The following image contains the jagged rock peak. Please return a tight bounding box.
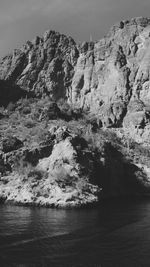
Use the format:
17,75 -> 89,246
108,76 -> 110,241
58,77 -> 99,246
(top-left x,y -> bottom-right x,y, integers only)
1,17 -> 150,132
0,28 -> 79,100
108,17 -> 150,34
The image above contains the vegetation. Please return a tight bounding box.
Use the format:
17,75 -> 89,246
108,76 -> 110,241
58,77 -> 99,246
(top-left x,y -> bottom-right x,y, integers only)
1,94 -> 150,182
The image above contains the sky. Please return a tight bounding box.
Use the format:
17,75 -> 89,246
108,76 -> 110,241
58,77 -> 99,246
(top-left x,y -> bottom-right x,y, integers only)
0,0 -> 150,57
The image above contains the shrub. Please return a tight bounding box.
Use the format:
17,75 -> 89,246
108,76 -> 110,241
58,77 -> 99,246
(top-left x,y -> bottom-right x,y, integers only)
39,102 -> 60,121
28,169 -> 45,181
14,158 -> 46,184
0,113 -> 5,120
7,102 -> 16,112
0,156 -> 11,175
17,97 -> 34,108
72,108 -> 82,120
2,136 -> 23,153
57,100 -> 82,121
54,166 -> 77,187
22,106 -> 31,115
76,178 -> 89,192
24,119 -> 36,128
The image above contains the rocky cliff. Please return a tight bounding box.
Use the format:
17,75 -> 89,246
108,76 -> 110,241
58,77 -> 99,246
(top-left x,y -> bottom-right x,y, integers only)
1,17 -> 150,133
1,17 -> 150,207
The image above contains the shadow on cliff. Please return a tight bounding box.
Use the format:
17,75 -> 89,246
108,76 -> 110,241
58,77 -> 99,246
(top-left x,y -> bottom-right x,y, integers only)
92,143 -> 150,198
0,80 -> 34,107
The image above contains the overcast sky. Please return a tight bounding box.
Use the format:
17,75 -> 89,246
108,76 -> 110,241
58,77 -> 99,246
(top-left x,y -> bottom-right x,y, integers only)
0,0 -> 150,57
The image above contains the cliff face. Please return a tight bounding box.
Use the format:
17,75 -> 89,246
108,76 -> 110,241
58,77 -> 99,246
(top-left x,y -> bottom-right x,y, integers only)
1,17 -> 150,134
0,31 -> 78,101
1,17 -> 150,207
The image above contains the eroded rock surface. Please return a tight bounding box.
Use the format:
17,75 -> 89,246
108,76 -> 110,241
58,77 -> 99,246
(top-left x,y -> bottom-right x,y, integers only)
1,18 -> 150,207
2,17 -> 150,134
0,127 -> 101,208
0,31 -> 78,103
1,125 -> 150,207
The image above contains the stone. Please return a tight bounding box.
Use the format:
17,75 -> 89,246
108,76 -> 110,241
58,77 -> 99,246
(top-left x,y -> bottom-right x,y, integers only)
1,18 -> 150,207
2,17 -> 150,132
0,127 -> 101,208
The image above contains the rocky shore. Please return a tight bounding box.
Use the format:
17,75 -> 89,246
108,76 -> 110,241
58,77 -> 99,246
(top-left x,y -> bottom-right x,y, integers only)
0,126 -> 101,208
1,122 -> 150,208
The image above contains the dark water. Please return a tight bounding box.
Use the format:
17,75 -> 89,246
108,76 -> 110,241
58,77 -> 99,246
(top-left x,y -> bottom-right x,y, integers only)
0,199 -> 150,267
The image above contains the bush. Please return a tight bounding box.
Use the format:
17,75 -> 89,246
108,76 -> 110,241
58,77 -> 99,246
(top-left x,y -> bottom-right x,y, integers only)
28,169 -> 44,180
14,159 -> 46,182
54,166 -> 77,187
7,102 -> 16,112
0,156 -> 11,175
24,119 -> 36,128
76,178 -> 89,192
22,106 -> 31,115
17,97 -> 34,108
2,136 -> 23,153
57,100 -> 82,121
39,102 -> 60,121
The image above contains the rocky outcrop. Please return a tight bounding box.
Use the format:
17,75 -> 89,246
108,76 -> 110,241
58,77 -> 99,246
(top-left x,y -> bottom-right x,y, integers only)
2,17 -> 150,134
71,18 -> 150,130
2,17 -> 150,207
1,125 -> 150,207
0,127 -> 101,208
0,31 -> 78,101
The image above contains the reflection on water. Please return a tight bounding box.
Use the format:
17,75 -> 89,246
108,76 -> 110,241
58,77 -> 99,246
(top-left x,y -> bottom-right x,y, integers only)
0,198 -> 150,266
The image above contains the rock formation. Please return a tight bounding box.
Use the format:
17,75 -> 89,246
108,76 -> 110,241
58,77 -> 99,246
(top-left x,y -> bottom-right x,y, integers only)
1,17 -> 150,207
2,17 -> 150,133
0,127 -> 101,207
1,124 -> 149,207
